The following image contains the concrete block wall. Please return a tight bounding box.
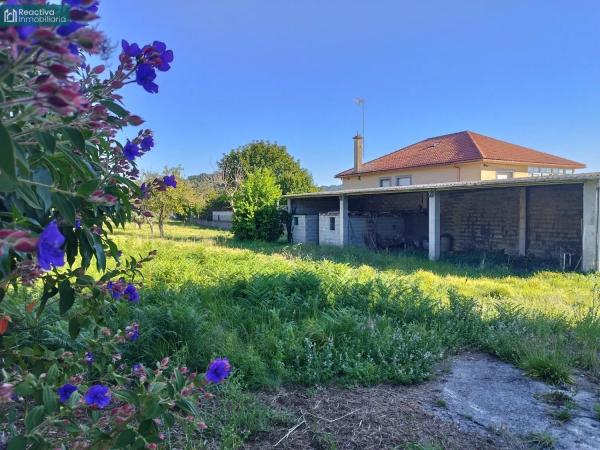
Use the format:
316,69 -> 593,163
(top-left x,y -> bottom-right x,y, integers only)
291,215 -> 319,244
319,213 -> 341,246
526,184 -> 582,259
441,188 -> 521,254
349,216 -> 368,247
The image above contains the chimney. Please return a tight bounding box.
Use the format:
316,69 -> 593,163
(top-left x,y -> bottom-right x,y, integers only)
353,134 -> 363,172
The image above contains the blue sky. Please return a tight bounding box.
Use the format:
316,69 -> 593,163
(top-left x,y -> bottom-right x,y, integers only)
97,0 -> 600,185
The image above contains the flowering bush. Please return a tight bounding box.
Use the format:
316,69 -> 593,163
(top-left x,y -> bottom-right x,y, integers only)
0,1 -> 229,448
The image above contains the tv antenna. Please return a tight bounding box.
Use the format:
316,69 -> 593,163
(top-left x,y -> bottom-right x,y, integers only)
353,97 -> 365,139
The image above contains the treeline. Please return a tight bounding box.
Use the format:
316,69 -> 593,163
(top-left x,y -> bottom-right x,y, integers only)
138,141 -> 317,239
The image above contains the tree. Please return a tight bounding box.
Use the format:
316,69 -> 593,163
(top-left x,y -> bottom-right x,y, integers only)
232,169 -> 283,241
218,141 -> 317,195
143,168 -> 198,237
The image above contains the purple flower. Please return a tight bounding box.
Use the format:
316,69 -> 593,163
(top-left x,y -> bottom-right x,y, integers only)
123,141 -> 141,161
57,383 -> 78,403
84,351 -> 94,365
151,41 -> 174,72
84,384 -> 111,409
124,284 -> 139,303
132,363 -> 145,377
140,182 -> 150,199
140,136 -> 154,150
163,175 -> 177,188
17,26 -> 36,40
65,0 -> 99,11
135,64 -> 158,94
125,322 -> 139,342
121,39 -> 142,58
68,43 -> 80,56
75,218 -> 81,230
57,22 -> 87,37
107,281 -> 123,299
205,358 -> 231,384
37,221 -> 65,270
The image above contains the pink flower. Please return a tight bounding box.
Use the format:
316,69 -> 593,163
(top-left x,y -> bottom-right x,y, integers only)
0,383 -> 14,404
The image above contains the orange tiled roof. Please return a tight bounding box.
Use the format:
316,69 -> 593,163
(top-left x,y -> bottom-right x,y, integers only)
335,131 -> 586,178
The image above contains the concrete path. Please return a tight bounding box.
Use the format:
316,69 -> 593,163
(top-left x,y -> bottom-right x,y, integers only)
434,353 -> 600,449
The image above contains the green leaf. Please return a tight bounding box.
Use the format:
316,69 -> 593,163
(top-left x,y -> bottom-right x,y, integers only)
62,127 -> 85,151
58,279 -> 75,315
51,193 -> 76,224
76,179 -> 99,197
25,405 -> 45,431
113,428 -> 137,448
7,436 -> 26,450
68,317 -> 81,339
142,397 -> 164,420
0,120 -> 16,181
35,131 -> 56,153
100,100 -> 129,118
113,389 -> 140,407
17,184 -> 42,210
42,385 -> 58,413
93,236 -> 106,271
138,419 -> 158,438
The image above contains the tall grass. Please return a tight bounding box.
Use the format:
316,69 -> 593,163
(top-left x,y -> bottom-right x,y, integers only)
105,223 -> 598,389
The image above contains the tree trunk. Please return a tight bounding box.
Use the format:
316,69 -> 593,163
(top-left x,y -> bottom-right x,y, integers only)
136,222 -> 142,230
149,222 -> 154,237
158,220 -> 164,238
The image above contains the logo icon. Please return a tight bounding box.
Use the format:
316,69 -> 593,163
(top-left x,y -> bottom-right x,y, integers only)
3,9 -> 18,23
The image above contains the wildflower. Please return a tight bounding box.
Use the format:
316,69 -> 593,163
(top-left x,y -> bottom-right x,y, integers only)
72,28 -> 105,54
205,358 -> 231,384
57,21 -> 86,37
84,351 -> 94,365
146,41 -> 174,72
132,363 -> 145,377
123,141 -> 141,161
84,384 -> 111,408
163,175 -> 177,188
125,323 -> 139,342
36,221 -> 65,270
124,284 -> 139,302
197,421 -> 207,430
160,357 -> 170,368
112,353 -> 122,363
135,63 -> 158,93
121,39 -> 142,58
75,218 -> 81,230
0,383 -> 14,404
107,281 -> 124,299
57,383 -> 78,403
140,136 -> 154,150
140,182 -> 150,198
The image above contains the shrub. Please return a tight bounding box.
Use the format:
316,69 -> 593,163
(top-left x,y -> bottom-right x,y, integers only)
231,169 -> 283,241
0,5 -> 229,448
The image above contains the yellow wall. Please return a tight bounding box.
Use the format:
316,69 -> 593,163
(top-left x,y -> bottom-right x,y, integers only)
341,162 -> 483,188
341,162 -> 575,187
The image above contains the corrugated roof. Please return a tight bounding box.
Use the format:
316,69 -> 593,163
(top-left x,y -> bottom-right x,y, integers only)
285,172 -> 600,199
335,131 -> 586,178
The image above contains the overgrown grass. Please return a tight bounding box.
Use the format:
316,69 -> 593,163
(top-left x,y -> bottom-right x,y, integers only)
105,223 -> 598,390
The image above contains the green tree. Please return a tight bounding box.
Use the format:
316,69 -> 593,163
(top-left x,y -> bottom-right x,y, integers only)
143,168 -> 198,237
232,169 -> 283,241
218,141 -> 317,195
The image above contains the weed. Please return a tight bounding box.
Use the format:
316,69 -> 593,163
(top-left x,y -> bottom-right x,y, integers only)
434,398 -> 447,408
525,431 -> 556,449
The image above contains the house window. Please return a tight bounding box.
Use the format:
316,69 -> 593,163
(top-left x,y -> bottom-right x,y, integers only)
496,170 -> 513,180
379,177 -> 392,187
293,217 -> 299,226
396,175 -> 412,186
329,217 -> 336,231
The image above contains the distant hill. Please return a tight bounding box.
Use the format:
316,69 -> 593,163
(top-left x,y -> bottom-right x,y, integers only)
318,184 -> 343,192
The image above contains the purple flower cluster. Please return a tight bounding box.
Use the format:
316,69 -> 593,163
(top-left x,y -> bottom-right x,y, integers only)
122,130 -> 155,162
84,351 -> 94,365
106,280 -> 140,303
37,221 -> 65,271
205,358 -> 232,384
120,40 -> 174,93
163,175 -> 177,188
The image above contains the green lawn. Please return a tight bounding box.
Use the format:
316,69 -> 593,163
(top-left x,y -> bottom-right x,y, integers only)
106,222 -> 598,445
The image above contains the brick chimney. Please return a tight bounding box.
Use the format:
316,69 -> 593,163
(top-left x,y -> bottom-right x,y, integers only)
353,134 -> 363,172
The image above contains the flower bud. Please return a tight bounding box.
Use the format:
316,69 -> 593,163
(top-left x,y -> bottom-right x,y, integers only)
13,237 -> 39,253
92,64 -> 105,74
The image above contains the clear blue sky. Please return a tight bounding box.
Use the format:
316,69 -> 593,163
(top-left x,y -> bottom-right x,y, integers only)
97,0 -> 600,185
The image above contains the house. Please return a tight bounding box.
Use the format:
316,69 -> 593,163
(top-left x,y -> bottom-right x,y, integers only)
286,132 -> 600,272
337,131 -> 585,188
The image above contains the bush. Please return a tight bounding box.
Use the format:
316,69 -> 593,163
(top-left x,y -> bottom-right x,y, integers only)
232,169 -> 283,241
